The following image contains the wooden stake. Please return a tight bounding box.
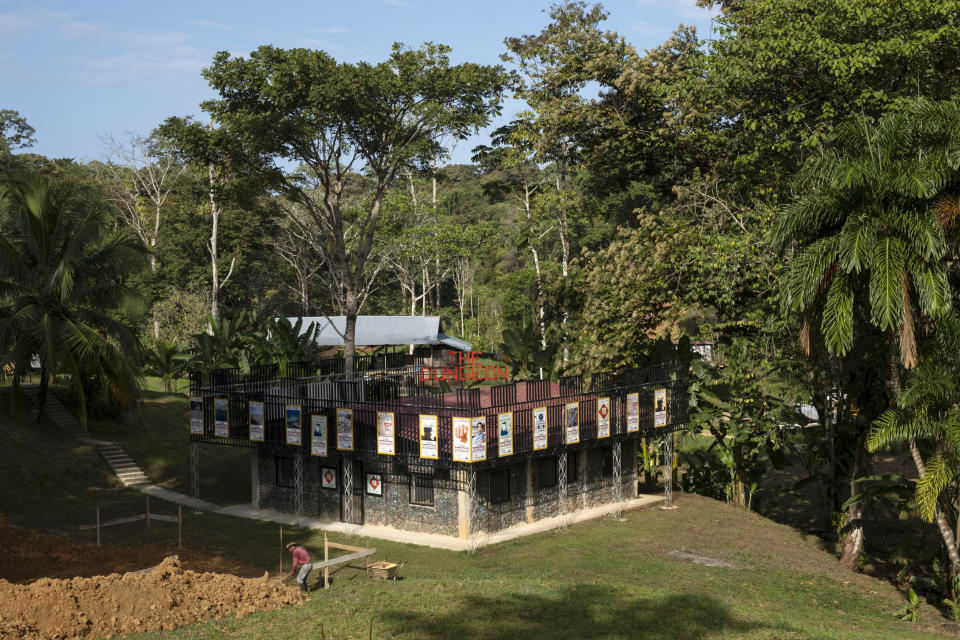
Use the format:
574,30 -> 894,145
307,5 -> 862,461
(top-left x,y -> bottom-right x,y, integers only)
178,504 -> 182,549
96,507 -> 100,546
145,496 -> 150,530
280,527 -> 283,575
324,532 -> 329,589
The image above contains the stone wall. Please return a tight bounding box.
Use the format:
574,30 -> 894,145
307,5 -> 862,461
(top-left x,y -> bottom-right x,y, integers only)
257,439 -> 639,537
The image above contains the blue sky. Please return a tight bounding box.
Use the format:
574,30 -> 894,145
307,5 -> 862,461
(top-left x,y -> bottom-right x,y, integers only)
1,0 -> 718,165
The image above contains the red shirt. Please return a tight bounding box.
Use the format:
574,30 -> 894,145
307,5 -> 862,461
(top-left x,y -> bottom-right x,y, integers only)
289,545 -> 311,574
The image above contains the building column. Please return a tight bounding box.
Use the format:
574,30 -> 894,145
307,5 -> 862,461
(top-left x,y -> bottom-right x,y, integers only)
190,442 -> 200,500
250,449 -> 260,509
458,468 -> 477,539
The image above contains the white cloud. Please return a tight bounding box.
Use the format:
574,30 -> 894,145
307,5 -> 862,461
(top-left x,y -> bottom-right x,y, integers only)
384,0 -> 413,7
314,26 -> 349,34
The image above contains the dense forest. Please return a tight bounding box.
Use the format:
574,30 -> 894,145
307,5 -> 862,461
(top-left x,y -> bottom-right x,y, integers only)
5,0 -> 960,616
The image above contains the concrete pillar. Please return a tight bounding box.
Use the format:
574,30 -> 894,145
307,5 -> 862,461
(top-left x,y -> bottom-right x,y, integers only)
525,459 -> 534,523
250,449 -> 260,509
579,449 -> 588,508
457,488 -> 472,539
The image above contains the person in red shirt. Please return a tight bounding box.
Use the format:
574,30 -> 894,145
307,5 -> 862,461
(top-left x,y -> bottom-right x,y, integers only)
286,541 -> 313,592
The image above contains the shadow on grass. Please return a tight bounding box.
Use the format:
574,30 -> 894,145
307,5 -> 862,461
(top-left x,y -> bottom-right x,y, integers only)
384,584 -> 785,639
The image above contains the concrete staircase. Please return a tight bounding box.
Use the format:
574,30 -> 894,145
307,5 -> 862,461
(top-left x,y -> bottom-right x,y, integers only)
20,385 -> 86,436
95,442 -> 151,487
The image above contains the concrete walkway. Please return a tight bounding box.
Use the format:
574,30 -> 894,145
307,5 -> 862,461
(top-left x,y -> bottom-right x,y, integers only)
214,493 -> 665,551
33,389 -> 667,551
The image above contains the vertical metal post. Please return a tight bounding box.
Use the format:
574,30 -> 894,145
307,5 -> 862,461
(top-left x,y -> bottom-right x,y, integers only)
558,451 -> 568,515
280,526 -> 283,575
663,431 -> 674,507
178,504 -> 182,549
294,453 -> 304,525
96,507 -> 100,546
612,440 -> 623,517
146,496 -> 150,530
467,468 -> 478,534
190,442 -> 200,501
343,459 -> 353,525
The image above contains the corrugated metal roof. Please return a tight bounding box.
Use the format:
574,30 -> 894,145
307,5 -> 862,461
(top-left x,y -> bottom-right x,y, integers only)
287,316 -> 472,351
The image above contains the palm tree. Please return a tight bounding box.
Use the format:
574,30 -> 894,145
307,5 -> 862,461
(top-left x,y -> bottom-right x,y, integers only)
867,342 -> 960,588
773,99 -> 960,571
145,340 -> 190,393
0,172 -> 144,425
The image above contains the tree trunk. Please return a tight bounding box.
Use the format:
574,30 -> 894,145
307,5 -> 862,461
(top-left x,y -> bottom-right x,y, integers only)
907,439 -> 960,582
35,363 -> 48,422
839,434 -> 870,571
209,162 -> 220,323
344,289 -> 358,375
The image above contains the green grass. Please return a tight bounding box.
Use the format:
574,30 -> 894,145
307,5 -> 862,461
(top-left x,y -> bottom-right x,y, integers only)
2,385 -> 957,638
100,494 -> 955,639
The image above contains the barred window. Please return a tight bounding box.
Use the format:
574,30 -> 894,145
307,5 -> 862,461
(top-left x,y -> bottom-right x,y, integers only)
490,468 -> 511,504
567,452 -> 579,482
276,456 -> 294,488
536,457 -> 557,489
601,449 -> 614,478
410,473 -> 434,506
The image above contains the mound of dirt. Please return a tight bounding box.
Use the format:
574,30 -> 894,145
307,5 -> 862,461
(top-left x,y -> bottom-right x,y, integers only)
0,517 -> 262,582
0,555 -> 304,639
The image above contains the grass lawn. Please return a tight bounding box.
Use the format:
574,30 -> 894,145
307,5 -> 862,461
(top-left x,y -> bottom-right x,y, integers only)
96,494 -> 954,640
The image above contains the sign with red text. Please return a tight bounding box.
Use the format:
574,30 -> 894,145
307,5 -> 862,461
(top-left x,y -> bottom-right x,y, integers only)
321,467 -> 337,489
420,351 -> 510,383
597,397 -> 611,438
366,473 -> 383,496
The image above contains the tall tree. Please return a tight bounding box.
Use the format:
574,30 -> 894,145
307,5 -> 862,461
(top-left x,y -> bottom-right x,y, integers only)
773,100 -> 960,571
101,132 -> 185,339
200,43 -> 506,372
0,173 -> 143,424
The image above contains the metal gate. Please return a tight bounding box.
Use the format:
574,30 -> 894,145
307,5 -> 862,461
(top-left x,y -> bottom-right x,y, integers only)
340,458 -> 364,525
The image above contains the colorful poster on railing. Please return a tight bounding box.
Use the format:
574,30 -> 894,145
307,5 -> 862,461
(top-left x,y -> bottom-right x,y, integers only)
471,417 -> 487,461
597,397 -> 611,438
377,411 -> 395,455
533,407 -> 548,450
336,408 -> 354,451
654,388 -> 667,427
626,392 -> 640,432
419,414 -> 439,459
214,398 -> 229,437
285,404 -> 301,445
190,397 -> 203,434
498,412 -> 513,457
565,402 -> 580,444
249,401 -> 265,441
311,414 -> 328,456
452,416 -> 470,462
